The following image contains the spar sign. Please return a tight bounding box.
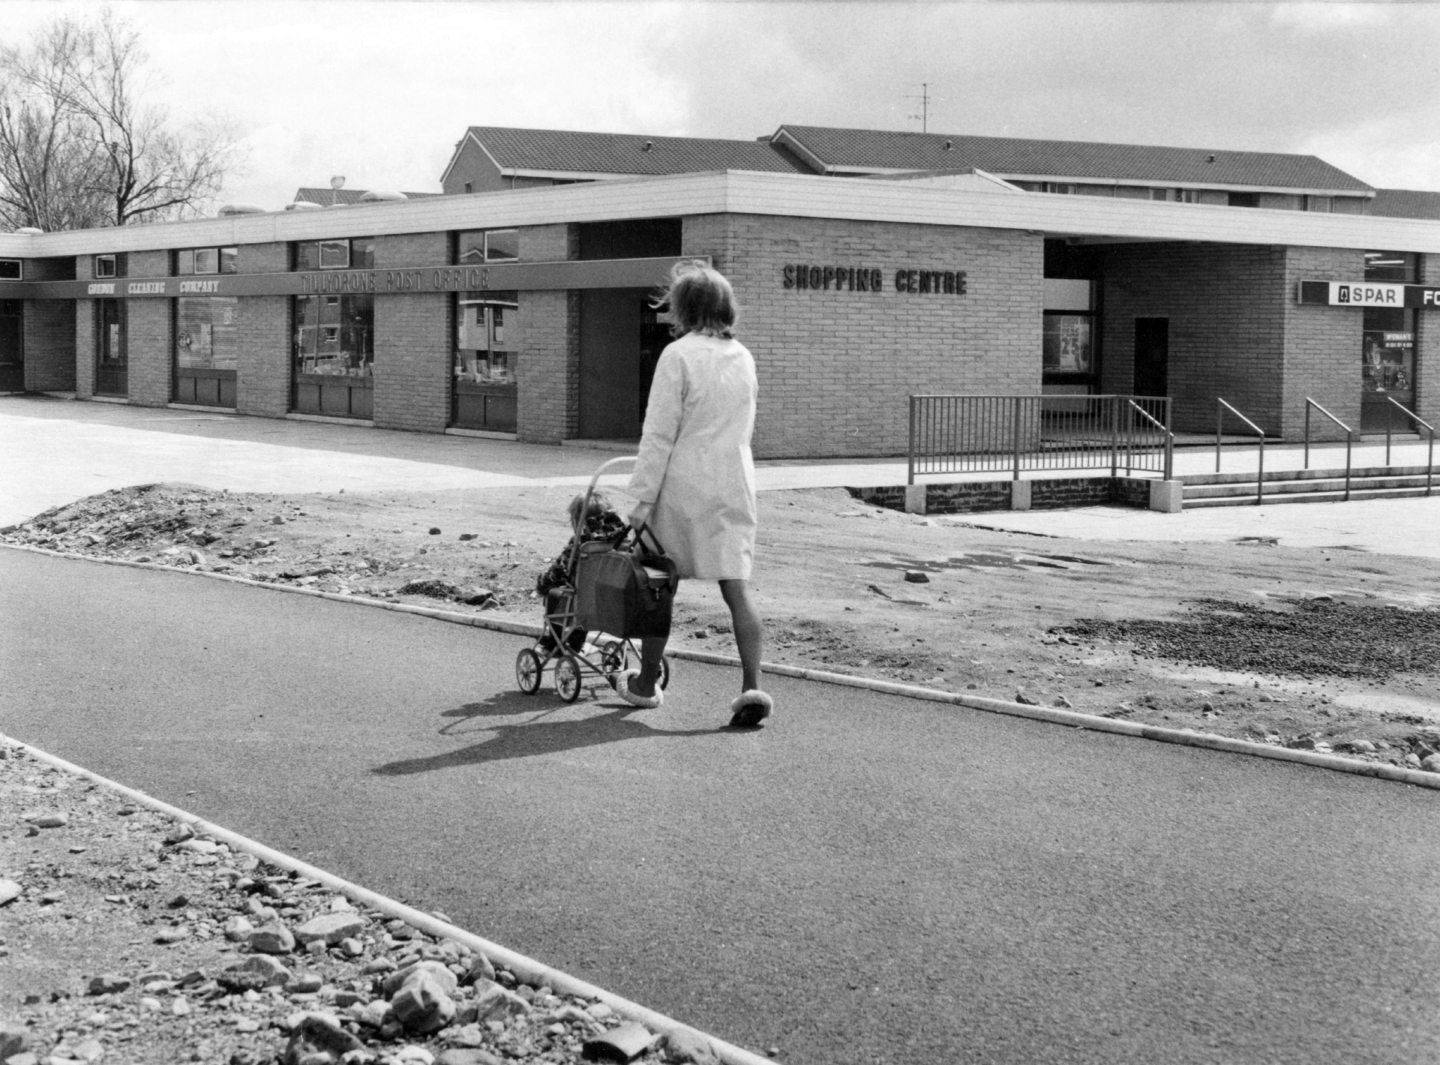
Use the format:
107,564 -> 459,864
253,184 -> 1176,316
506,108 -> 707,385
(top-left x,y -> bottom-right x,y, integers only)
1332,282 -> 1404,306
1299,280 -> 1440,307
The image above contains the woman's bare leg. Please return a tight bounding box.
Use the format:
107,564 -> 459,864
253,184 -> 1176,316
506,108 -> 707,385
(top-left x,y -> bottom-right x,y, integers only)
720,578 -> 763,692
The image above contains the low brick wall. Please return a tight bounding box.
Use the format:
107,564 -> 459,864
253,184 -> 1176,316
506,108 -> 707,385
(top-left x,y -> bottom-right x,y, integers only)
849,476 -> 1156,515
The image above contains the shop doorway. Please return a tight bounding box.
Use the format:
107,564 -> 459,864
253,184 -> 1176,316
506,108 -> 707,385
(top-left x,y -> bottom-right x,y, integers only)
0,301 -> 22,392
577,290 -> 668,440
1133,317 -> 1168,397
95,299 -> 127,396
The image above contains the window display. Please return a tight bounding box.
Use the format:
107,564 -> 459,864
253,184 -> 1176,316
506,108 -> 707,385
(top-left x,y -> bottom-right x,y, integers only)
294,294 -> 373,376
452,290 -> 519,431
1043,313 -> 1092,373
176,297 -> 238,370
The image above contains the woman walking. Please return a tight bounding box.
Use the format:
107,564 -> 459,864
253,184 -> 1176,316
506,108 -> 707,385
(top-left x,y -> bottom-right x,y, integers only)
612,260 -> 771,728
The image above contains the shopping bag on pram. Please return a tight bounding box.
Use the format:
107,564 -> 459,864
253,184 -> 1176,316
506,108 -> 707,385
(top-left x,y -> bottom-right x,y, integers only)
574,525 -> 678,639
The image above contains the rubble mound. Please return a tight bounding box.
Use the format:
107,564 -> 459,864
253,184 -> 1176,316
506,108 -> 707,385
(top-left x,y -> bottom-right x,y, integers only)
1,485 -> 520,612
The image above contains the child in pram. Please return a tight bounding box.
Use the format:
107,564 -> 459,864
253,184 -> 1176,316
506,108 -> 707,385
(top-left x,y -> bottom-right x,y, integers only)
535,490 -> 627,654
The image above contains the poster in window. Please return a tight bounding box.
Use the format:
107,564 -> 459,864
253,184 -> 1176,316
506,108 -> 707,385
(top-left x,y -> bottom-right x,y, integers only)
1043,315 -> 1092,373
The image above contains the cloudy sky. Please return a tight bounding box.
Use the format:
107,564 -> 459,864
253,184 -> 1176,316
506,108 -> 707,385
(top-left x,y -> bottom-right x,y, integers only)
6,0 -> 1440,211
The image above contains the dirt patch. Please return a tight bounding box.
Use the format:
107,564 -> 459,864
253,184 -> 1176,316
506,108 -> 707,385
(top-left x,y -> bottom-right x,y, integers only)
5,481 -> 1440,767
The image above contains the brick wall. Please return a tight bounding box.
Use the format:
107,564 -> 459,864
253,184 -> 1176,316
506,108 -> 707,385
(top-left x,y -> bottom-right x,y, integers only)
74,301 -> 94,397
1097,242 -> 1292,434
375,292 -> 449,431
514,226 -> 577,443
241,243 -> 288,273
1280,246 -> 1363,440
684,213 -> 1042,459
850,476 -> 1151,514
236,243 -> 291,416
517,290 -> 573,443
125,298 -> 171,406
236,297 -> 290,417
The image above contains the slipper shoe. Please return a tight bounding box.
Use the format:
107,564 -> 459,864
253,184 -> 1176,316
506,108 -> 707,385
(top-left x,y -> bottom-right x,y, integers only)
611,669 -> 663,709
728,689 -> 773,728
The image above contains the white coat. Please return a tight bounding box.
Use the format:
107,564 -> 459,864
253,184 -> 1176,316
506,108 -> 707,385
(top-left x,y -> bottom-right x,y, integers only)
628,331 -> 758,580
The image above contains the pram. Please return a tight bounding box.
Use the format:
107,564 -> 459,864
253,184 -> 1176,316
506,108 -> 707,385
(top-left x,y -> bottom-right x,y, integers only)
514,456 -> 673,702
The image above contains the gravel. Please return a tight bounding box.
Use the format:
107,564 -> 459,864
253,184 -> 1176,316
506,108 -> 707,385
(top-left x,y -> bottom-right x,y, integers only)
0,743 -> 729,1065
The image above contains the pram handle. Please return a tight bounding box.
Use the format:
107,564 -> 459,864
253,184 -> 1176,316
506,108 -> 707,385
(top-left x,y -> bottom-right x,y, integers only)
565,455 -> 666,573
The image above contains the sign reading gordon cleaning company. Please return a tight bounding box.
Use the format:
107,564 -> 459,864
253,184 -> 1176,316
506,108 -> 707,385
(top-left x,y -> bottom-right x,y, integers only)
783,263 -> 967,295
24,256 -> 691,301
1298,280 -> 1440,308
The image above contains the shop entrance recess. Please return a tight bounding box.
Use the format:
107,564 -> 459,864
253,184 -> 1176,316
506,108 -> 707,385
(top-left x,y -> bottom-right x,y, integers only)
0,301 -> 21,392
1133,317 -> 1168,398
576,289 -> 668,441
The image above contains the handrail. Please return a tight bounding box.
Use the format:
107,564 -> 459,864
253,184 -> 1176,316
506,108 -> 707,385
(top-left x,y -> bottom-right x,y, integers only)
1384,397 -> 1436,496
1127,398 -> 1174,479
1215,398 -> 1266,505
1304,398 -> 1354,501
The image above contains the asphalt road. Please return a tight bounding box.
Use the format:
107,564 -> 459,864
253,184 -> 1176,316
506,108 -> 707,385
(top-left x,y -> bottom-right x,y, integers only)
3,549 -> 1439,1065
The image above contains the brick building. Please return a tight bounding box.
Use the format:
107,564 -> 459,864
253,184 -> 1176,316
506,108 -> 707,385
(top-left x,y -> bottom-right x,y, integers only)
2,124 -> 1439,457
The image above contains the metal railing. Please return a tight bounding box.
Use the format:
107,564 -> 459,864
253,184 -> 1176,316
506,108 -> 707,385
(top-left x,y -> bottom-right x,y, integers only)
1304,398 -> 1354,501
1383,397 -> 1436,496
907,394 -> 1173,484
1215,398 -> 1267,505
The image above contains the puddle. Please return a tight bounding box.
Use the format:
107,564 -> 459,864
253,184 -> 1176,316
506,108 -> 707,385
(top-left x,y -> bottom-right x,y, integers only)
864,552 -> 1112,573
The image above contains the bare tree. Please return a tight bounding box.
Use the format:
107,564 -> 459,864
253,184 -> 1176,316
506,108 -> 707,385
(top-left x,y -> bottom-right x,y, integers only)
0,9 -> 241,230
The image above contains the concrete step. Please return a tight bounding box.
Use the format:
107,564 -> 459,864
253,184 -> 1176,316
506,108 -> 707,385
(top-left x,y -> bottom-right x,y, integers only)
1184,473 -> 1437,500
1181,465 -> 1435,487
1183,484 -> 1437,508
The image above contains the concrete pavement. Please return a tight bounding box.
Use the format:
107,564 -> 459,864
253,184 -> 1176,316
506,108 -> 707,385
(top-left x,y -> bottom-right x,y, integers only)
4,393 -> 1440,557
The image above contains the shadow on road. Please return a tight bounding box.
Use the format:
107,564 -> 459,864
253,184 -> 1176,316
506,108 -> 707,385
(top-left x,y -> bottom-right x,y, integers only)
371,691 -> 717,775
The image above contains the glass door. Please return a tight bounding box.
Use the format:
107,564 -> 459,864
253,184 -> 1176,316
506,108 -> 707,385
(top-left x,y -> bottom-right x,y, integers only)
95,299 -> 127,396
1361,251 -> 1417,432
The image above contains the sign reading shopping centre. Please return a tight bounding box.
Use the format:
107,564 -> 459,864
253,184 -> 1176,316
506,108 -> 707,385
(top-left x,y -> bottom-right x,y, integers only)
1299,280 -> 1440,308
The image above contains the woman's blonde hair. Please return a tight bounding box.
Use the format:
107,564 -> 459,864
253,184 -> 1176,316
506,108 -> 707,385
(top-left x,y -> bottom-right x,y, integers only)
653,259 -> 738,339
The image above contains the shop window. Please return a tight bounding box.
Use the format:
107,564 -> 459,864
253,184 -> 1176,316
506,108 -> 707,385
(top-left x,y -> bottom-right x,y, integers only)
1042,278 -> 1097,389
294,293 -> 373,377
452,290 -> 519,432
177,247 -> 238,275
176,297 -> 239,371
294,238 -> 374,271
1228,192 -> 1260,208
456,229 -> 519,266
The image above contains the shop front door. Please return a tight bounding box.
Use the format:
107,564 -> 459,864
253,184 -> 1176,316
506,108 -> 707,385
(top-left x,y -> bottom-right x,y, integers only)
0,301 -> 22,392
95,299 -> 127,397
1133,317 -> 1168,398
578,289 -> 642,440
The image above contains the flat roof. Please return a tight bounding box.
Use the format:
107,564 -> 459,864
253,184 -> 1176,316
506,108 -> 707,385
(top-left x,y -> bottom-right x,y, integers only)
5,169 -> 1440,259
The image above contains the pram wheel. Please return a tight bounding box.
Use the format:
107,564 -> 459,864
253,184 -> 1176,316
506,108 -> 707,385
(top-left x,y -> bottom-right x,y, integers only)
599,640 -> 627,675
515,648 -> 543,695
554,656 -> 583,703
